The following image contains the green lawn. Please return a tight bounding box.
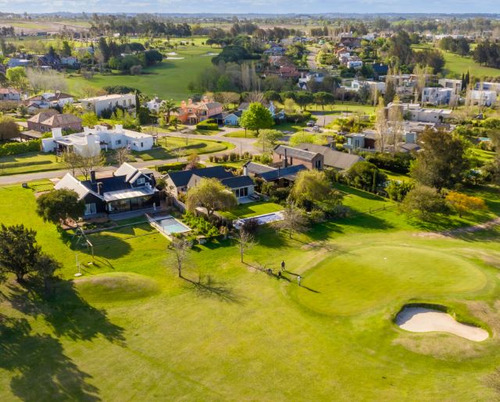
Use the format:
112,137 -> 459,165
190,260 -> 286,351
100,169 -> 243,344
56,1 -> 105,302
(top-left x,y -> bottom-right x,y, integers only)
67,43 -> 221,101
0,182 -> 499,400
134,136 -> 233,161
219,201 -> 283,220
0,152 -> 65,176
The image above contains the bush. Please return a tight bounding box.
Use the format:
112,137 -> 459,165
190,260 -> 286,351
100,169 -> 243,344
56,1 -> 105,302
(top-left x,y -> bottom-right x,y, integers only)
285,111 -> 312,123
156,162 -> 205,173
0,139 -> 41,157
196,119 -> 219,130
182,212 -> 219,237
241,218 -> 259,235
364,152 -> 415,174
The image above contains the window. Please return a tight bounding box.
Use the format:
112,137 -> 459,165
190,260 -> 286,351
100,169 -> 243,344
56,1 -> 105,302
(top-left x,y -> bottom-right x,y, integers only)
116,140 -> 121,145
84,203 -> 97,216
137,178 -> 145,185
141,142 -> 144,148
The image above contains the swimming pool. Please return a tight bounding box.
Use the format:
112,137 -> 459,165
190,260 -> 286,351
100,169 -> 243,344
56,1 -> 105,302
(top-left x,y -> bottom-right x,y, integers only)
158,216 -> 191,234
234,211 -> 284,229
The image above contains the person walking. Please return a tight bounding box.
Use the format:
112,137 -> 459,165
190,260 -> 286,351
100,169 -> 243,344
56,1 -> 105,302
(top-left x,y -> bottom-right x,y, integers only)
297,275 -> 302,286
281,260 -> 286,272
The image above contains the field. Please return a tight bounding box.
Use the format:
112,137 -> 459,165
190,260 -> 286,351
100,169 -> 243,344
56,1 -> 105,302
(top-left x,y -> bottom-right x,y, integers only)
0,152 -> 65,176
134,136 -> 234,161
66,42 -> 220,102
0,178 -> 499,400
412,44 -> 500,78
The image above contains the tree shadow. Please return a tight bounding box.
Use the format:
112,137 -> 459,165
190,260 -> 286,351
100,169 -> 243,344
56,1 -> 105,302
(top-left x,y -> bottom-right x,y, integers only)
181,275 -> 244,304
80,234 -> 132,260
0,314 -> 101,401
7,278 -> 125,344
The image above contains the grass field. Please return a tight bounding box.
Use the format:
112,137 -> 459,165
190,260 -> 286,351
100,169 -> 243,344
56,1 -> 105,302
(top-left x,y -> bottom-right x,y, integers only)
67,43 -> 221,102
0,179 -> 499,400
412,44 -> 500,78
0,152 -> 65,176
134,136 -> 233,161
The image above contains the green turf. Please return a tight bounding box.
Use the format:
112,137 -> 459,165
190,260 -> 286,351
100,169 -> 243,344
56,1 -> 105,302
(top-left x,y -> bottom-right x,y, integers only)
0,181 -> 499,400
219,201 -> 283,220
0,152 -> 65,176
67,43 -> 221,102
134,137 -> 233,161
295,245 -> 487,316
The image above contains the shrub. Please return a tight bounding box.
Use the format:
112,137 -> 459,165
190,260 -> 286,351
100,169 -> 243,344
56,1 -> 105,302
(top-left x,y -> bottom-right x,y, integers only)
182,212 -> 220,237
196,119 -> 219,130
241,218 -> 259,235
0,139 -> 41,157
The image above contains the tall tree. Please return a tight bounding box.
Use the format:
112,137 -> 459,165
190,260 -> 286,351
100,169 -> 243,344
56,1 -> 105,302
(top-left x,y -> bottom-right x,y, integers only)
159,99 -> 178,126
277,203 -> 308,239
0,224 -> 41,282
169,237 -> 190,278
290,170 -> 343,212
36,189 -> 85,225
410,128 -> 469,190
186,178 -> 237,216
239,102 -> 274,136
375,97 -> 388,151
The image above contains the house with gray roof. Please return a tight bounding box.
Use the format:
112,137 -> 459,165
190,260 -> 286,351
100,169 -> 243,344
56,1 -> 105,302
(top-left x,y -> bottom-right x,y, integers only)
272,145 -> 324,170
295,143 -> 364,171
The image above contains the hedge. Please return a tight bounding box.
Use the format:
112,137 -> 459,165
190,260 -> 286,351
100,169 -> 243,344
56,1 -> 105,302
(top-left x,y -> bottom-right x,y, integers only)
196,119 -> 219,130
0,140 -> 41,157
156,162 -> 206,174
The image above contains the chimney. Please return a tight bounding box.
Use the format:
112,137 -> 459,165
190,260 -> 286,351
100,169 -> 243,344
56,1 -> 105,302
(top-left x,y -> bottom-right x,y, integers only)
52,127 -> 62,139
96,182 -> 103,195
283,148 -> 288,168
90,170 -> 96,183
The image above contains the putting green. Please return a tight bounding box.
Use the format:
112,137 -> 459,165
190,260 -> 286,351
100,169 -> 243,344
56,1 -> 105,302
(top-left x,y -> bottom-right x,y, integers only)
75,272 -> 161,303
295,246 -> 487,316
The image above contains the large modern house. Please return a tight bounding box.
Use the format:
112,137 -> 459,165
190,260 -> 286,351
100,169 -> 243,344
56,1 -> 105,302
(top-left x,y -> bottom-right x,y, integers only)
55,163 -> 158,216
164,166 -> 255,203
42,125 -> 155,155
80,94 -> 137,116
174,98 -> 223,125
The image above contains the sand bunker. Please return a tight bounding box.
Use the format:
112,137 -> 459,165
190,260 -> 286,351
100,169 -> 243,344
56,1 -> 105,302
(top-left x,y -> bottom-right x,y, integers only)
166,52 -> 178,56
166,57 -> 184,60
396,306 -> 489,342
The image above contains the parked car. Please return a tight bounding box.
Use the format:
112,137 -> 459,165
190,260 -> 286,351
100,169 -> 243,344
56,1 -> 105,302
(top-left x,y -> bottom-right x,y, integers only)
307,120 -> 316,127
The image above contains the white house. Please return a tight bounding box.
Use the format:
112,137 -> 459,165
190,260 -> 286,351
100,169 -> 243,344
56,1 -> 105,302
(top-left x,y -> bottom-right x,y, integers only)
80,94 -> 136,116
351,80 -> 386,94
347,60 -> 363,69
467,90 -> 497,107
421,87 -> 455,105
475,82 -> 500,95
387,102 -> 453,123
438,78 -> 462,95
42,125 -> 154,155
146,97 -> 165,113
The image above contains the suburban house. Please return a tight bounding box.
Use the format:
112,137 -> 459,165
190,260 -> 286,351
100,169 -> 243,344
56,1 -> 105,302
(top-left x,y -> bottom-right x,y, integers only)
0,87 -> 21,101
81,93 -> 137,116
174,98 -> 223,125
222,111 -> 242,126
7,58 -> 30,68
350,79 -> 386,94
387,102 -> 453,123
438,78 -> 462,95
25,92 -> 75,110
421,87 -> 455,105
467,90 -> 497,107
61,56 -> 79,67
55,163 -> 158,216
243,161 -> 307,186
474,82 -> 500,94
344,131 -> 377,152
27,111 -> 82,133
295,143 -> 365,171
272,145 -> 324,170
42,125 -> 154,155
146,97 -> 165,113
163,166 -> 255,203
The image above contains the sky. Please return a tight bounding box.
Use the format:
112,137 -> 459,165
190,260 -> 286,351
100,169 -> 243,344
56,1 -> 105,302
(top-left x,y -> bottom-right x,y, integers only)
0,0 -> 498,15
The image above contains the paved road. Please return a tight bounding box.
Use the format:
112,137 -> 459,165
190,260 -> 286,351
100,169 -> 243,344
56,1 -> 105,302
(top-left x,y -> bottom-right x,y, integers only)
0,129 -> 258,185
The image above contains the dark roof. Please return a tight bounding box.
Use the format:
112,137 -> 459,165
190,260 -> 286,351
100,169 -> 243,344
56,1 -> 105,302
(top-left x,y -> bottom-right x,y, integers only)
167,166 -> 233,188
220,175 -> 255,189
295,143 -> 364,170
82,176 -> 129,194
273,145 -> 319,162
400,143 -> 421,152
372,63 -> 389,75
259,165 -> 307,182
243,161 -> 275,175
